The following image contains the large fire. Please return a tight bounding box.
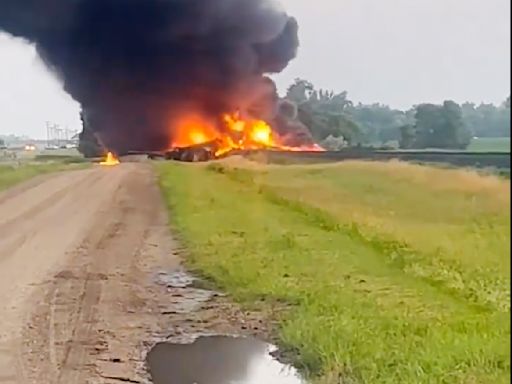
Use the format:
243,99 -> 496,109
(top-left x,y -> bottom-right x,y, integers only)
170,112 -> 323,158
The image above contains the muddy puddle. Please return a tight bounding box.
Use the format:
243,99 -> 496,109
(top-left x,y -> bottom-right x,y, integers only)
155,269 -> 218,315
147,335 -> 306,384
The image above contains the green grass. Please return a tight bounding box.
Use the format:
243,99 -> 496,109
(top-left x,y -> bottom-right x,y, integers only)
156,158 -> 510,384
33,154 -> 89,163
468,137 -> 510,152
0,162 -> 88,191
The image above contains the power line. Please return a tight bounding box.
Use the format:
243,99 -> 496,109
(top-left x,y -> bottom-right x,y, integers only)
45,122 -> 78,148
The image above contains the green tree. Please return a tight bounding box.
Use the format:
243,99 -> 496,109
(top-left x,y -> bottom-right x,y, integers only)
286,79 -> 362,147
442,101 -> 468,148
404,101 -> 470,149
461,98 -> 510,138
346,103 -> 410,144
398,124 -> 415,149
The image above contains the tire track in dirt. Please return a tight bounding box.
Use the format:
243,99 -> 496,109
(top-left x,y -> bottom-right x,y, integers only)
1,162 -> 272,384
0,171 -> 104,263
15,163 -> 181,384
0,164 -> 156,383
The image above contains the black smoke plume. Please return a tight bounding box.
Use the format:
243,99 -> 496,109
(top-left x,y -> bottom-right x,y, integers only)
0,0 -> 303,152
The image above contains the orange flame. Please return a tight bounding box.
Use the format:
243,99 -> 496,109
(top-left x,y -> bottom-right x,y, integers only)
172,115 -> 218,148
170,111 -> 324,158
213,113 -> 278,156
100,151 -> 120,166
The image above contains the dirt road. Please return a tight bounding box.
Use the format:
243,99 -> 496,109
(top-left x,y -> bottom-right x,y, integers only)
0,164 -> 178,383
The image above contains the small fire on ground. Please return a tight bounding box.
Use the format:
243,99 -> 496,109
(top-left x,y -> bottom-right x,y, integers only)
169,112 -> 323,161
100,151 -> 120,166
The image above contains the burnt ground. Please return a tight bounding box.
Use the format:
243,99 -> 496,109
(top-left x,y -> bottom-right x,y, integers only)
0,163 -> 269,384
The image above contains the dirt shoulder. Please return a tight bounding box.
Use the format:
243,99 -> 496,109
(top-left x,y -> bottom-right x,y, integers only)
0,163 -> 264,384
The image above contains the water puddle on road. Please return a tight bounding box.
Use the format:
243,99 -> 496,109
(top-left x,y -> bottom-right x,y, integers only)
147,336 -> 306,384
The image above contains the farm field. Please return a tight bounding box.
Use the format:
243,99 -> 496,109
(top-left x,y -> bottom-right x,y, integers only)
375,137 -> 510,153
156,158 -> 511,384
0,147 -> 90,191
0,162 -> 87,191
467,137 -> 510,152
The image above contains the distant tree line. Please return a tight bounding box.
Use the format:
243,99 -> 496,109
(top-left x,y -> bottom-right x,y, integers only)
285,79 -> 510,150
461,98 -> 510,138
76,79 -> 509,154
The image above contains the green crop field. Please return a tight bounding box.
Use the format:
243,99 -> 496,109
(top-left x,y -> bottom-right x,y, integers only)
468,137 -> 510,152
156,158 -> 510,384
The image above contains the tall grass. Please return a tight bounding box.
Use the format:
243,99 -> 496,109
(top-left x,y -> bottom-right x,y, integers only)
156,159 -> 510,383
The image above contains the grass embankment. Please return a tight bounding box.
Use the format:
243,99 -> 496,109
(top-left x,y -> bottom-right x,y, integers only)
156,158 -> 510,384
0,162 -> 87,192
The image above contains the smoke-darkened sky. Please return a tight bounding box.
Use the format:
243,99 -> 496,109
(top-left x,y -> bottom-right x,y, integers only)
0,0 -> 510,139
0,0 -> 301,151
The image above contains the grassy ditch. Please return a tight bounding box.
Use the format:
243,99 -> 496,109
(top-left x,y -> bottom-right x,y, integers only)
156,158 -> 510,384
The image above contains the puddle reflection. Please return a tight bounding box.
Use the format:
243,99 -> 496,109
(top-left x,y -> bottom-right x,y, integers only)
147,336 -> 306,384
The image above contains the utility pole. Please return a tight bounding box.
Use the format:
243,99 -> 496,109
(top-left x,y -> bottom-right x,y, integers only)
54,124 -> 61,147
46,121 -> 50,148
45,122 -> 77,148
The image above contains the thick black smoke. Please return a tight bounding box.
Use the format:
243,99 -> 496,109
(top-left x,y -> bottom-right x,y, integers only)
0,0 -> 301,152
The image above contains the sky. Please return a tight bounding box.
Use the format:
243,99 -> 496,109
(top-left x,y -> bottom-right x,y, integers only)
0,0 -> 510,139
